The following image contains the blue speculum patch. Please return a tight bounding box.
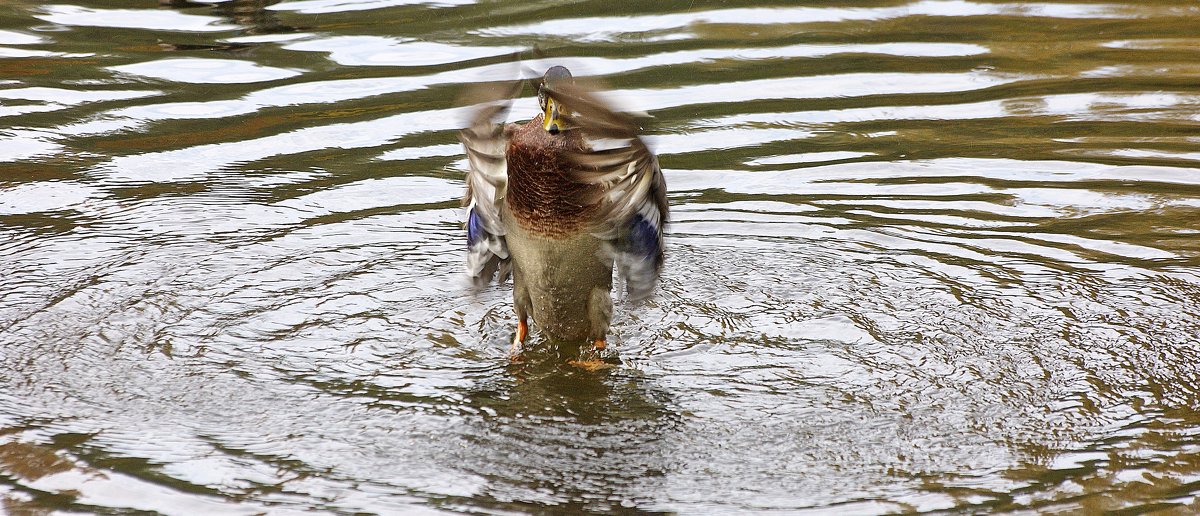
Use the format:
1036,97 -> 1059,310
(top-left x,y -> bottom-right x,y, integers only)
467,207 -> 484,246
629,214 -> 659,262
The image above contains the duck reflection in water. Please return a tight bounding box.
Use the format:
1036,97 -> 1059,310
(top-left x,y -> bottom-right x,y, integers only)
460,66 -> 668,367
458,355 -> 680,511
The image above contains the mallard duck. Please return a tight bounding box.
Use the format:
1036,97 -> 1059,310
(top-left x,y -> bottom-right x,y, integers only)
460,66 -> 667,357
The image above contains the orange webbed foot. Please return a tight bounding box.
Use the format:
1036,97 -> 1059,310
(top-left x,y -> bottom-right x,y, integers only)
508,320 -> 528,359
568,338 -> 617,371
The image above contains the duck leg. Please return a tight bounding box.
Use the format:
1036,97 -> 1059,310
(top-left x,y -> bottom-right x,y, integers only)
509,266 -> 532,358
568,288 -> 616,370
509,319 -> 528,357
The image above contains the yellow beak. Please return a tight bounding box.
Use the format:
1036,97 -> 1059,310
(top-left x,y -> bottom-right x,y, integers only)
542,97 -> 566,134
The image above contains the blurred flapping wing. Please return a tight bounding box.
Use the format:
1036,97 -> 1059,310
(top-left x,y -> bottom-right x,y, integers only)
459,80 -> 521,285
552,82 -> 668,301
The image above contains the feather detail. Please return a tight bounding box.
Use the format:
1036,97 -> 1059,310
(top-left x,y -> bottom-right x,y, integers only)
459,80 -> 521,285
503,116 -> 602,237
543,81 -> 669,299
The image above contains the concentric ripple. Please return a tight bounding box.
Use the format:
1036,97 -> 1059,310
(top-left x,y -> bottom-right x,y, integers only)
2,0 -> 1200,513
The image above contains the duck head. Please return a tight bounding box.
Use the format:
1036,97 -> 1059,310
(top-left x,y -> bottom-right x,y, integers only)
538,65 -> 573,135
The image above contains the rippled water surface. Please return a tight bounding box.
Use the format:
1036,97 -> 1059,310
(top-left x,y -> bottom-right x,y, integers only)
3,0 -> 1200,513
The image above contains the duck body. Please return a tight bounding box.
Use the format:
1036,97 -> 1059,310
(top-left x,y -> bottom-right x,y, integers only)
461,66 -> 667,355
503,208 -> 612,342
502,113 -> 613,342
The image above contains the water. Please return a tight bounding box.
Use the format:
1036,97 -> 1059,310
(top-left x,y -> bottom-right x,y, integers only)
2,0 -> 1200,513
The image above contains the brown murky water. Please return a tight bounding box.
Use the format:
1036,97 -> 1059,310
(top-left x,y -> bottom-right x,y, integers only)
2,0 -> 1200,513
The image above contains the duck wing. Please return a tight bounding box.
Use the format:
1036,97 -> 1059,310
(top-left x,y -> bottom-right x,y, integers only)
460,81 -> 521,285
554,83 -> 668,302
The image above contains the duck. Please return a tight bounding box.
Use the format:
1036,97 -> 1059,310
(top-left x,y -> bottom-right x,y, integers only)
460,66 -> 667,358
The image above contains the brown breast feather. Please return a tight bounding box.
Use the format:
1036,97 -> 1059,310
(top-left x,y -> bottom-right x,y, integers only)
504,114 -> 600,238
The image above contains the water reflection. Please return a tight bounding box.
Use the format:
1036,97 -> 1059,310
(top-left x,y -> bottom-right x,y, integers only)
36,5 -> 239,32
4,0 -> 1200,513
206,0 -> 290,35
268,0 -> 476,15
477,1 -> 1150,41
110,58 -> 303,83
283,36 -> 523,67
457,358 -> 679,511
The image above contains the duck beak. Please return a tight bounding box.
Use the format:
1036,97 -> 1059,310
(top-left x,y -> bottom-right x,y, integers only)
542,97 -> 566,135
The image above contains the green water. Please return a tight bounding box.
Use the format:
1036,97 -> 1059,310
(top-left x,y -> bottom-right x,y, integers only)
2,0 -> 1200,513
